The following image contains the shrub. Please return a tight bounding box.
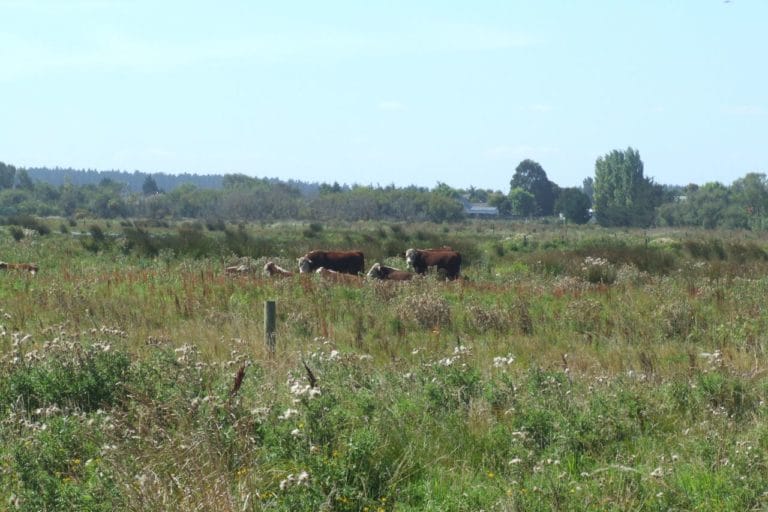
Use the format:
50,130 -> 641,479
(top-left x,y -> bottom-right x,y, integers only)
396,291 -> 452,329
9,225 -> 24,241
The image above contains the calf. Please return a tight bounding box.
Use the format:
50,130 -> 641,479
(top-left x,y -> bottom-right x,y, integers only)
366,262 -> 416,281
315,266 -> 363,284
225,264 -> 251,275
263,261 -> 294,277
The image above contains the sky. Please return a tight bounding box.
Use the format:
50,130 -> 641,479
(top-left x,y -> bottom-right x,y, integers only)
1,1 -> 766,192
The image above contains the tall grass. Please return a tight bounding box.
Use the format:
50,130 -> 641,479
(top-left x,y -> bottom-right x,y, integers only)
1,222 -> 768,509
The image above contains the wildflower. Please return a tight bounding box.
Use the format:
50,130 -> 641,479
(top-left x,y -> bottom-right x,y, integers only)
453,345 -> 471,356
493,354 -> 515,367
650,467 -> 664,478
278,408 -> 299,420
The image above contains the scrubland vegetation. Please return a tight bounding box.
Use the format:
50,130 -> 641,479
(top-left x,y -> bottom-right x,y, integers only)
2,218 -> 768,510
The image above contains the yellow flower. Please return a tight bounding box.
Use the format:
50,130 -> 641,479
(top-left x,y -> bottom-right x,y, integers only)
487,471 -> 495,479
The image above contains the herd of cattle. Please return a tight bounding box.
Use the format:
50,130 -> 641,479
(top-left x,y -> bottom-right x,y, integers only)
253,247 -> 463,282
0,248 -> 461,282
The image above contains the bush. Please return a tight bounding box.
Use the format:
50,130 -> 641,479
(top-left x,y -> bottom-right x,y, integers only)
9,225 -> 24,241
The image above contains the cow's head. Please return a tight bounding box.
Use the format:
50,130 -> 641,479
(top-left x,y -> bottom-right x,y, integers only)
405,249 -> 417,268
366,263 -> 383,279
264,261 -> 275,275
297,256 -> 313,273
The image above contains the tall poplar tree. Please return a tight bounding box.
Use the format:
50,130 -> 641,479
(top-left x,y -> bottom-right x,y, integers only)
593,147 -> 661,227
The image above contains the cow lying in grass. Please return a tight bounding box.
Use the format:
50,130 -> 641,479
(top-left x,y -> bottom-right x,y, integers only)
225,264 -> 251,275
263,261 -> 294,277
0,261 -> 38,275
366,262 -> 416,281
315,266 -> 362,284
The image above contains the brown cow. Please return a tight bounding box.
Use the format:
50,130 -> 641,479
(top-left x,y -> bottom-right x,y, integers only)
405,248 -> 461,280
366,262 -> 416,281
315,267 -> 363,284
263,261 -> 295,277
298,250 -> 364,275
0,261 -> 38,275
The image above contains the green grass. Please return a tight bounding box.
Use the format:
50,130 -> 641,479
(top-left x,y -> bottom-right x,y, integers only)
1,220 -> 768,510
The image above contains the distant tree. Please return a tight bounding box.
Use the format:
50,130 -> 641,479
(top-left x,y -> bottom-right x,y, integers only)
427,193 -> 464,223
593,147 -> 661,227
510,159 -> 557,216
142,175 -> 160,195
0,162 -> 16,190
433,182 -> 461,199
555,187 -> 591,224
509,188 -> 536,218
319,181 -> 343,195
223,174 -> 260,190
488,191 -> 512,216
582,177 -> 594,202
731,173 -> 768,223
14,169 -> 35,190
465,186 -> 489,203
690,182 -> 733,229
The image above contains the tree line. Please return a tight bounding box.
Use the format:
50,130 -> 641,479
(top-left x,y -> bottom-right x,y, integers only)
0,150 -> 765,229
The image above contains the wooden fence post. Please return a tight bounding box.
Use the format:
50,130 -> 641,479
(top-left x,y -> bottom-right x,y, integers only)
265,300 -> 276,352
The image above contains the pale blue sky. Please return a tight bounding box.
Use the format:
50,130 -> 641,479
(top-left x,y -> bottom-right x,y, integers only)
1,1 -> 765,191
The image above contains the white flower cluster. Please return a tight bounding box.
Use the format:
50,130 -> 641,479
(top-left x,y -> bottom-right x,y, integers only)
493,354 -> 515,368
582,256 -> 610,269
437,345 -> 472,367
174,344 -> 198,363
279,470 -> 310,490
288,377 -> 321,401
278,408 -> 299,420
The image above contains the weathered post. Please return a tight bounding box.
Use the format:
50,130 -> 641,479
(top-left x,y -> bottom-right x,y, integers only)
265,300 -> 276,352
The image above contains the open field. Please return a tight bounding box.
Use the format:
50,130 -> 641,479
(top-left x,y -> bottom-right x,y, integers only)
2,219 -> 768,510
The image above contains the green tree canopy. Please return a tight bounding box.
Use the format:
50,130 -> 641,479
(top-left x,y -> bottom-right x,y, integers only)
0,162 -> 16,190
509,188 -> 536,218
593,147 -> 661,227
142,175 -> 160,195
555,187 -> 592,224
510,159 -> 557,216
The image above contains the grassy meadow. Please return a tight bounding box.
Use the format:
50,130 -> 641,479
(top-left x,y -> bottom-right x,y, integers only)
2,219 -> 768,510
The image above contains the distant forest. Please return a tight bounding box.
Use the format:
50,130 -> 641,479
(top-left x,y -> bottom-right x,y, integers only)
2,149 -> 768,230
26,167 -> 323,197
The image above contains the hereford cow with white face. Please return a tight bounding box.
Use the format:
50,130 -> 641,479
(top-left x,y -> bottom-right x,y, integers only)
366,262 -> 416,281
298,250 -> 364,275
405,248 -> 461,280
